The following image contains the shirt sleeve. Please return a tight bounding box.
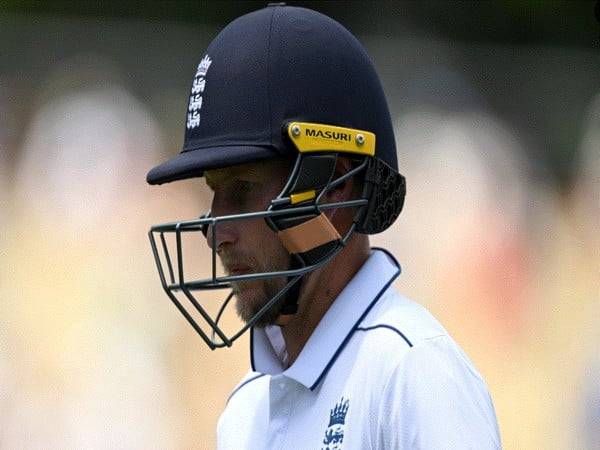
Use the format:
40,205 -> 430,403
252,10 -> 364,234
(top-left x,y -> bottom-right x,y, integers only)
377,335 -> 501,449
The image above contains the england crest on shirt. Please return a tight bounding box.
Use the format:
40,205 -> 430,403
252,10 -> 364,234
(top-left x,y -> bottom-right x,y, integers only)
322,397 -> 349,450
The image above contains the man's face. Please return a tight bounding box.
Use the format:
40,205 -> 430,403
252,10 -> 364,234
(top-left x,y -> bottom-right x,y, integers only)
205,159 -> 291,327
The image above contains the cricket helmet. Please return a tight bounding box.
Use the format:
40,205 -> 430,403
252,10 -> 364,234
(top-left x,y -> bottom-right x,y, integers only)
147,4 -> 405,349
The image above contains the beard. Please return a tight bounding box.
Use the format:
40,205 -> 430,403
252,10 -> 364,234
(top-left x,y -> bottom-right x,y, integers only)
221,247 -> 289,328
232,275 -> 287,327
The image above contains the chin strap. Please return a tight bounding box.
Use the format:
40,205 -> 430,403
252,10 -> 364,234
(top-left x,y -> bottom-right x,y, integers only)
274,217 -> 343,327
275,256 -> 302,326
269,154 -> 337,327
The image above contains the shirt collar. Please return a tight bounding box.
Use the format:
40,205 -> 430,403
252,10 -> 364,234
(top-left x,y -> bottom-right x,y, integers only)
250,248 -> 400,390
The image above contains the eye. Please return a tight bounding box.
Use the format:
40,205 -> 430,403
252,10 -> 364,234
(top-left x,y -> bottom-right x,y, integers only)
234,180 -> 254,192
232,180 -> 255,197
224,180 -> 259,207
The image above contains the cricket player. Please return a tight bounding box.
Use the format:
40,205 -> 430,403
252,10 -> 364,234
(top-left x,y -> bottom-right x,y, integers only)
146,4 -> 501,449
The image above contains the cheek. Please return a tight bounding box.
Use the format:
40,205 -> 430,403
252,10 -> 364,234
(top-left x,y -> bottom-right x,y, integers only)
237,186 -> 291,261
253,224 -> 289,264
259,227 -> 288,257
240,218 -> 285,251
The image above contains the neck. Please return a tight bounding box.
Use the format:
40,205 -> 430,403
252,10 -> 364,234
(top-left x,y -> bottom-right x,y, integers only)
281,234 -> 370,366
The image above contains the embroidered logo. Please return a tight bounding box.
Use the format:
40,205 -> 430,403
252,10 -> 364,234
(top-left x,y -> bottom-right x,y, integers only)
187,54 -> 212,130
322,397 -> 349,450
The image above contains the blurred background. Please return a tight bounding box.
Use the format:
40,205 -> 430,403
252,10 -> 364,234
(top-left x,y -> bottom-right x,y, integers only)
0,1 -> 598,448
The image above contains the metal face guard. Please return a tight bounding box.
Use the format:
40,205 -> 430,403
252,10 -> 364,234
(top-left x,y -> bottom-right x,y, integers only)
148,154 -> 370,350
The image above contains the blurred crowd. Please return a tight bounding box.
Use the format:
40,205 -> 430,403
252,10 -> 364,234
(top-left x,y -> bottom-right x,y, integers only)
1,9 -> 598,450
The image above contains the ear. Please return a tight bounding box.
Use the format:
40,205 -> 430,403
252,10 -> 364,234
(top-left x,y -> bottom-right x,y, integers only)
325,156 -> 355,202
322,157 -> 356,223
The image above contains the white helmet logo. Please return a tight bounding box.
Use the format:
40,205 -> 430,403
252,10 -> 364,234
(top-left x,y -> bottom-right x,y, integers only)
187,55 -> 212,130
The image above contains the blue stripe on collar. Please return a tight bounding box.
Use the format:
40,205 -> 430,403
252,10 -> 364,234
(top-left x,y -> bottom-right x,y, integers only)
251,325 -> 255,372
308,268 -> 400,390
250,248 -> 402,388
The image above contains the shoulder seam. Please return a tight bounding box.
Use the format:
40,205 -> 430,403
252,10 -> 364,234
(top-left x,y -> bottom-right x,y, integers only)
226,373 -> 267,405
355,324 -> 413,347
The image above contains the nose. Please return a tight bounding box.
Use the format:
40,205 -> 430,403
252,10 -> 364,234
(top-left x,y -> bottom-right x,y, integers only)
203,195 -> 239,253
205,216 -> 238,252
205,188 -> 245,251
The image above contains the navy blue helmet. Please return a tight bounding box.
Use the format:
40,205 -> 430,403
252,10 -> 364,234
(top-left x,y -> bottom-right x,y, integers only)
147,4 -> 405,349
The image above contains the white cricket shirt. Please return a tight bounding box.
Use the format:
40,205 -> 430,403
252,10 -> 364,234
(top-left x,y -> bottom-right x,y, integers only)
217,249 -> 501,449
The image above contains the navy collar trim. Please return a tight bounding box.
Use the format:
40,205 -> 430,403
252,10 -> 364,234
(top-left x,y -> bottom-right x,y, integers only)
308,266 -> 400,390
250,247 -> 401,385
